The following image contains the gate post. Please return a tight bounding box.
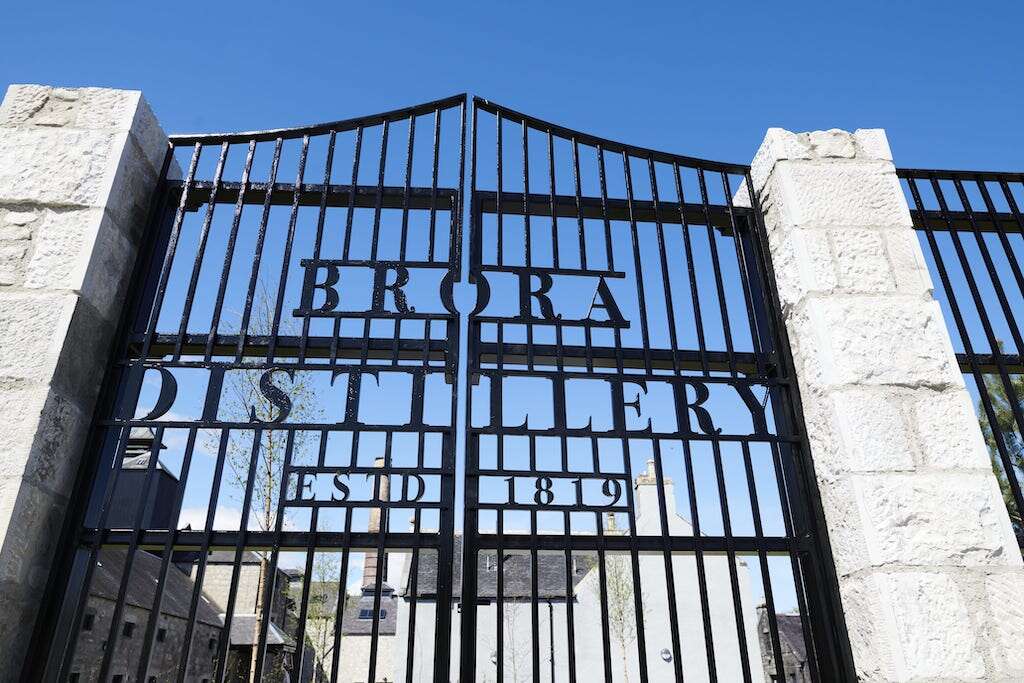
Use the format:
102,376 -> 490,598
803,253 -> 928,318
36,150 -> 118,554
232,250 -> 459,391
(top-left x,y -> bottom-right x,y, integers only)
0,84 -> 168,676
743,128 -> 1024,681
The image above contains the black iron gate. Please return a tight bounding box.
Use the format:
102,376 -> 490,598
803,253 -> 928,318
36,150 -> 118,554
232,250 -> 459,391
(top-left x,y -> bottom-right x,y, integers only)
30,95 -> 852,682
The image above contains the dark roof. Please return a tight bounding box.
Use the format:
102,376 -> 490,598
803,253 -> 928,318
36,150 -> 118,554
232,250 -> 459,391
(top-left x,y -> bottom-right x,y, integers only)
205,550 -> 265,564
404,535 -> 595,600
759,610 -> 808,664
90,548 -> 221,627
775,613 -> 808,663
228,614 -> 293,647
340,588 -> 398,635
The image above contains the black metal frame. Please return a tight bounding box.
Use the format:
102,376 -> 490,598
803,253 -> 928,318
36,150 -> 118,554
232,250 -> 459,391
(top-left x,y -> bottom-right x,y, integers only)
24,95 -> 855,682
900,167 -> 1024,547
460,98 -> 854,682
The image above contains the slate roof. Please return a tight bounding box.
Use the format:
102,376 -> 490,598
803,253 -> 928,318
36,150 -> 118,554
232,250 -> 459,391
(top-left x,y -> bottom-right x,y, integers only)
90,548 -> 222,627
402,535 -> 595,600
339,585 -> 398,636
204,550 -> 265,564
774,612 -> 808,664
228,614 -> 293,647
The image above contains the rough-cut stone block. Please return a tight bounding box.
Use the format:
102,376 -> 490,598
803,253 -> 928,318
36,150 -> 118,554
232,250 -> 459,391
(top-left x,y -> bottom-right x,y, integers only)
0,208 -> 38,240
853,129 -> 893,161
812,472 -> 876,578
49,297 -> 117,401
0,291 -> 77,382
127,96 -> 171,177
103,133 -> 160,236
805,129 -> 856,158
830,228 -> 895,292
911,388 -> 991,470
23,207 -> 137,321
870,571 -> 984,680
0,380 -> 87,499
766,226 -> 836,309
884,227 -> 933,295
0,477 -> 68,587
0,84 -> 142,132
827,388 -> 916,473
852,471 -> 1015,567
788,294 -> 960,388
0,243 -> 28,286
750,127 -> 814,192
841,571 -> 988,681
985,572 -> 1024,674
0,128 -> 117,207
836,573 -> 890,681
771,160 -> 913,230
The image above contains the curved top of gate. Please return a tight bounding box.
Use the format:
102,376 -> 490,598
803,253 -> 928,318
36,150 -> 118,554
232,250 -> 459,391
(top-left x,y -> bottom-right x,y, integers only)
168,93 -> 469,145
473,96 -> 751,174
165,93 -> 751,176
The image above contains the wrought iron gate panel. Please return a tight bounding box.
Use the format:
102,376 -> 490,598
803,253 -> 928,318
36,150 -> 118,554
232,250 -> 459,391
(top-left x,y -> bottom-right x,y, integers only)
459,98 -> 851,682
42,95 -> 466,683
33,95 -> 854,682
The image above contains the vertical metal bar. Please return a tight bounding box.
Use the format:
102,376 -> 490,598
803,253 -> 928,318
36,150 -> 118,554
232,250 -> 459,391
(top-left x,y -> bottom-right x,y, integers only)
298,129 -> 338,365
135,427 -> 200,682
236,138 -> 284,362
618,151 -> 651,683
213,429 -> 265,683
328,498 -> 355,683
459,101 -> 482,683
366,432 -> 393,683
674,163 -> 710,376
266,135 -> 310,361
175,142 -> 229,359
342,126 -> 365,261
176,429 -> 231,683
206,140 -> 257,361
94,426 -> 168,682
651,439 -> 686,681
251,430 -> 297,680
428,109 -> 442,262
740,441 -> 787,682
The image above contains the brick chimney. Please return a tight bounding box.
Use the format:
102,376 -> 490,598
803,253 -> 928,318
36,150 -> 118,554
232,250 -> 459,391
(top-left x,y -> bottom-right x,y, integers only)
362,457 -> 390,590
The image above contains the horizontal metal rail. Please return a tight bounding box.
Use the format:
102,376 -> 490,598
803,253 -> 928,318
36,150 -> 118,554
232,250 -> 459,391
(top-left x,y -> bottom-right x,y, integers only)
177,181 -> 458,212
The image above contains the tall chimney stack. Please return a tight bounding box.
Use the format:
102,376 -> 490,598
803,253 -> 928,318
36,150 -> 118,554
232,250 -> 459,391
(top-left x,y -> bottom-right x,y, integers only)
362,457 -> 390,590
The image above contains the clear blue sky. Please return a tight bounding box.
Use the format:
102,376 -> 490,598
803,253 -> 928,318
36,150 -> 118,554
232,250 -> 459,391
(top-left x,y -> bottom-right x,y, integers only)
3,1 -> 1022,171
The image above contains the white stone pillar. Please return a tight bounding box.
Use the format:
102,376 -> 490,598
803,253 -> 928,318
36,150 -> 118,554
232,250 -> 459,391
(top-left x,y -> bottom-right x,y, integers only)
0,84 -> 169,676
745,128 -> 1024,681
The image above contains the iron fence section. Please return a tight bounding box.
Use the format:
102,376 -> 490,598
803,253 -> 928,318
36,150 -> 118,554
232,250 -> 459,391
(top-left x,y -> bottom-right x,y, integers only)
900,168 -> 1024,547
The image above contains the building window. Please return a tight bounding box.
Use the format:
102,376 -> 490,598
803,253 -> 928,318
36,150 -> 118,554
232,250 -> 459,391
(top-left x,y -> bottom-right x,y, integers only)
156,627 -> 166,642
81,613 -> 95,631
112,676 -> 123,683
208,637 -> 217,650
358,609 -> 386,620
122,621 -> 135,638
